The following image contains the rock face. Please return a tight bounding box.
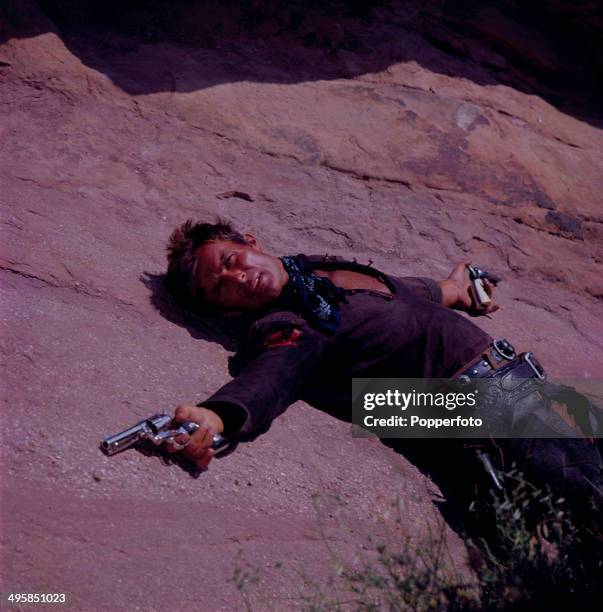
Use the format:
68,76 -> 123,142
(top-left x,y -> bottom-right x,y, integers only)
1,1 -> 602,609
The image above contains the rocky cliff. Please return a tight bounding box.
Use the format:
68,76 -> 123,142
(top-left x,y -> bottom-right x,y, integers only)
1,1 -> 602,609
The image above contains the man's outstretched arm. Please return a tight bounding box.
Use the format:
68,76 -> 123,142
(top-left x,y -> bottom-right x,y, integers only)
396,263 -> 498,314
166,316 -> 328,470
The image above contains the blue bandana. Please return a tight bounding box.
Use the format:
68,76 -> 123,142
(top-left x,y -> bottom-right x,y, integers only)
279,256 -> 347,333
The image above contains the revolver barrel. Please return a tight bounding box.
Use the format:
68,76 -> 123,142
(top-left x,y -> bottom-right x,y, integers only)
101,414 -> 172,455
101,423 -> 146,455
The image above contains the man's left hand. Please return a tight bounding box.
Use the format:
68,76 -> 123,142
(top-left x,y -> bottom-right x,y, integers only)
439,261 -> 499,315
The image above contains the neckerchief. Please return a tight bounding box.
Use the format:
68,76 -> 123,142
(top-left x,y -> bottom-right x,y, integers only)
279,255 -> 348,333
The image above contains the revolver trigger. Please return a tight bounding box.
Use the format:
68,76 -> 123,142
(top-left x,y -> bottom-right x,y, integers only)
165,437 -> 190,452
155,429 -> 192,451
177,421 -> 200,435
152,422 -> 199,446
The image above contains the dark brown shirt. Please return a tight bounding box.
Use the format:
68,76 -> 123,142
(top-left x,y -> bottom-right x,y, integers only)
202,255 -> 492,440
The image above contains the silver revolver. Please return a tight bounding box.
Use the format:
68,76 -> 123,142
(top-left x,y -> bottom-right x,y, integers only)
101,413 -> 228,456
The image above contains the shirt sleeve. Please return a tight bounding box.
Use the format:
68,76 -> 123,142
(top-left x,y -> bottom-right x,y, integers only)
199,312 -> 328,441
395,276 -> 442,303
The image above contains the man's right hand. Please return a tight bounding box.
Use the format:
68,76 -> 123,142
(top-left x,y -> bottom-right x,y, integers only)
166,404 -> 224,471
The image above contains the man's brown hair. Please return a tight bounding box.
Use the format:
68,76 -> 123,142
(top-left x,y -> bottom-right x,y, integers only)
165,219 -> 246,307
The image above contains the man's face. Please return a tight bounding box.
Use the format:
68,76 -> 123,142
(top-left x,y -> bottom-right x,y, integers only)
194,238 -> 289,311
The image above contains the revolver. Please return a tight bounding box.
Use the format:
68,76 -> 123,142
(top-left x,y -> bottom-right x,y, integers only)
101,413 -> 228,456
466,264 -> 501,309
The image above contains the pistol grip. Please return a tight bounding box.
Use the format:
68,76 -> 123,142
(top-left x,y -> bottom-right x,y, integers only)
471,278 -> 491,307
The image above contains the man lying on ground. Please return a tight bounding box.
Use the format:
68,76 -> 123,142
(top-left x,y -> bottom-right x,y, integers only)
162,219 -> 602,520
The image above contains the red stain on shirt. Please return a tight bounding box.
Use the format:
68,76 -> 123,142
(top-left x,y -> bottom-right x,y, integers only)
263,328 -> 302,349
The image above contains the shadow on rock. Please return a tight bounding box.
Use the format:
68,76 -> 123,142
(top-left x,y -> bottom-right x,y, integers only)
141,271 -> 250,355
134,440 -> 226,479
2,0 -> 602,126
383,438 -> 494,539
